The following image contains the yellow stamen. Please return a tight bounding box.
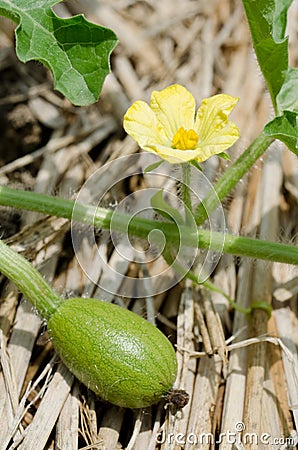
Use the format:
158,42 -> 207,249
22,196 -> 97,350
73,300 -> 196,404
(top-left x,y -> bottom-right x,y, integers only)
172,127 -> 198,150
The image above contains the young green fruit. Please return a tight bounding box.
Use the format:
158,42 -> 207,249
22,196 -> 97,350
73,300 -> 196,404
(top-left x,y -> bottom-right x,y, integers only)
0,240 -> 180,409
48,297 -> 178,408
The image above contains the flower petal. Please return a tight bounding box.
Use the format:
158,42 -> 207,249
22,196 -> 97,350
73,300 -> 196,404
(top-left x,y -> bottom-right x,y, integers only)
150,85 -> 196,140
195,94 -> 239,142
194,122 -> 240,162
123,100 -> 169,149
145,143 -> 201,164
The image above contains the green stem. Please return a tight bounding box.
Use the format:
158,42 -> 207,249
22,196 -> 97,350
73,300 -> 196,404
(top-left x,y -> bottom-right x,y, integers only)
162,249 -> 272,316
0,186 -> 297,265
181,163 -> 192,221
195,132 -> 273,225
162,246 -> 250,314
0,239 -> 62,320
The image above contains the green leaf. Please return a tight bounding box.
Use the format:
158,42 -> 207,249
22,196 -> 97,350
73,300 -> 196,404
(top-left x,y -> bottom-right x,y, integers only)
263,111 -> 298,156
0,0 -> 118,106
150,190 -> 184,225
241,0 -> 295,114
276,67 -> 298,113
144,160 -> 163,173
272,0 -> 293,40
217,152 -> 231,161
189,160 -> 202,171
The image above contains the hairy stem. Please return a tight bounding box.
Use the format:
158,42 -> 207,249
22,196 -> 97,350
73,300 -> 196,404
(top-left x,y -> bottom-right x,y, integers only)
181,163 -> 192,221
0,186 -> 297,265
0,187 -> 298,264
0,239 -> 62,320
195,132 -> 273,225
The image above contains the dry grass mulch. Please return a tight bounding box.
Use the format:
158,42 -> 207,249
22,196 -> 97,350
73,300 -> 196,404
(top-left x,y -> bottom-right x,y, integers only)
0,0 -> 298,449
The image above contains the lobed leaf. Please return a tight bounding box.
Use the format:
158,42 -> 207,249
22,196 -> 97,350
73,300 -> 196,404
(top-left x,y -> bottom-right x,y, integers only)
0,0 -> 118,106
241,0 -> 297,115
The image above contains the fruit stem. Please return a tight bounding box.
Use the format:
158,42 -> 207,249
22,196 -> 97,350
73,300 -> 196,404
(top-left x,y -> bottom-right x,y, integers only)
181,162 -> 192,219
0,239 -> 62,320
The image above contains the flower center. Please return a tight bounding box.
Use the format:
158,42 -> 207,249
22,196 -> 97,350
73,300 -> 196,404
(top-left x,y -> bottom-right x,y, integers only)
171,127 -> 199,150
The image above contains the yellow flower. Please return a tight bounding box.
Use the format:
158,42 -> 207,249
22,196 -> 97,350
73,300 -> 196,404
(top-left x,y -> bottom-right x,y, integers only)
123,84 -> 240,164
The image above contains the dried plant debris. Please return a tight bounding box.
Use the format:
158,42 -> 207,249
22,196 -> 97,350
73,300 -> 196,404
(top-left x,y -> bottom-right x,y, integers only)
0,0 -> 297,449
